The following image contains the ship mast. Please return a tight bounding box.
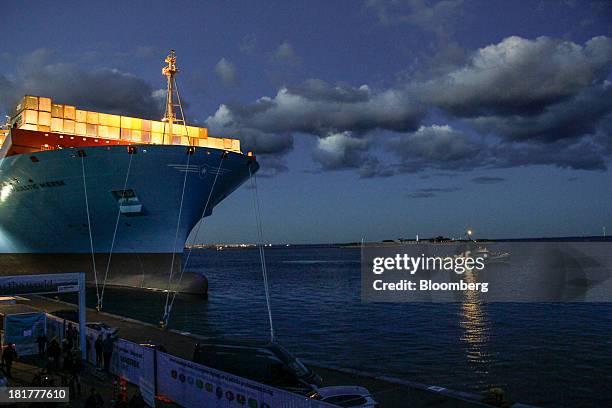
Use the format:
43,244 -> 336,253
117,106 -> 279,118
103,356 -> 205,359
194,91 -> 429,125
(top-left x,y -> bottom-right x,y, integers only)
162,50 -> 187,144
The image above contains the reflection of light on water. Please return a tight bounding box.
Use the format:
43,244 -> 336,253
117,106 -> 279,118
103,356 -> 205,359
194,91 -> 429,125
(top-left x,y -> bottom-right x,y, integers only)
0,183 -> 13,202
459,267 -> 491,383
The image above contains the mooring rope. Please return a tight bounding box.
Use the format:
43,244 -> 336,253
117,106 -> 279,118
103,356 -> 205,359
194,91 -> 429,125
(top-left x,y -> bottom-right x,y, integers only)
79,151 -> 100,307
161,149 -> 193,326
162,153 -> 226,328
98,149 -> 135,311
249,166 -> 275,343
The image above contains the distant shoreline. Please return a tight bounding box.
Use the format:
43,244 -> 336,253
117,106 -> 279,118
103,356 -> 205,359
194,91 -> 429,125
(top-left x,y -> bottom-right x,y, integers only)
187,235 -> 611,250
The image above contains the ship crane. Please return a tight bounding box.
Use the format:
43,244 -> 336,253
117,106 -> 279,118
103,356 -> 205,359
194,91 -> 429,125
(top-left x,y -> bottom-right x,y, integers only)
161,50 -> 189,145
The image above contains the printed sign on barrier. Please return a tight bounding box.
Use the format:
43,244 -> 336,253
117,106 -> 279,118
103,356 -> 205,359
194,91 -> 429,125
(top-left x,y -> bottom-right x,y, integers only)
3,312 -> 46,355
156,352 -> 334,408
111,339 -> 155,388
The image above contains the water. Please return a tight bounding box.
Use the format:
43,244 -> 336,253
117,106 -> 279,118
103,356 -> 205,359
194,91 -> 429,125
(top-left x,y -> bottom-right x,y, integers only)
73,247 -> 611,407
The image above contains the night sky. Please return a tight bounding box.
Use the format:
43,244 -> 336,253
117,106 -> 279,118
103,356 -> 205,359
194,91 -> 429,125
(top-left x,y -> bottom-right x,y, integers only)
1,1 -> 611,243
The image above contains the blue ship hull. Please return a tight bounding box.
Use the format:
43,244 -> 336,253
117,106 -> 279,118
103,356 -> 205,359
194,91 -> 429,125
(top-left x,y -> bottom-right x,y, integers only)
0,144 -> 257,294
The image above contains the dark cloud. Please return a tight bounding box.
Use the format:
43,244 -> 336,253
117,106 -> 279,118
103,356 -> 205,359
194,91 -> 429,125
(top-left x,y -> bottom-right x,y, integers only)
0,48 -> 163,119
468,85 -> 612,143
471,176 -> 506,184
205,79 -> 425,157
206,35 -> 612,176
420,36 -> 612,118
387,124 -> 484,172
365,0 -> 464,39
406,186 -> 462,198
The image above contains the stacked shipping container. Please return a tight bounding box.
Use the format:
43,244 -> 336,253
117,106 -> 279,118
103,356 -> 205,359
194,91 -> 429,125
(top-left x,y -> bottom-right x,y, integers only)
10,95 -> 240,153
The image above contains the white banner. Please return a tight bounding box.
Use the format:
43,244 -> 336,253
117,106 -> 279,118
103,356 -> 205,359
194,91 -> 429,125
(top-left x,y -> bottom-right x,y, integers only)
156,352 -> 334,408
111,339 -> 155,387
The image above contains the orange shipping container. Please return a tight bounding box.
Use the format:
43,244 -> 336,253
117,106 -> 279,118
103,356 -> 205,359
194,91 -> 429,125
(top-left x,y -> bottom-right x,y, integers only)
76,110 -> 87,123
98,125 -> 108,138
108,127 -> 120,140
38,125 -> 51,132
120,116 -> 133,129
187,126 -> 199,138
198,127 -> 208,139
86,111 -> 99,125
64,105 -> 76,120
151,121 -> 164,133
38,111 -> 51,127
63,120 -> 75,134
75,122 -> 87,136
39,97 -> 52,112
51,117 -> 63,132
86,124 -> 97,137
121,128 -> 131,141
131,130 -> 142,142
20,124 -> 38,131
24,109 -> 38,125
108,115 -> 121,127
51,104 -> 64,118
98,113 -> 109,126
18,95 -> 39,111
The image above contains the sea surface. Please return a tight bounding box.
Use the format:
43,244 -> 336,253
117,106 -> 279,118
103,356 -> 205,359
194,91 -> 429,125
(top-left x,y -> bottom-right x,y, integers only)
73,246 -> 610,407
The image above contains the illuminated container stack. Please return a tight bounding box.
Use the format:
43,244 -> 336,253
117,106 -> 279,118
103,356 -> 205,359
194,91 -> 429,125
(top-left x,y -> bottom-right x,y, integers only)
10,95 -> 241,153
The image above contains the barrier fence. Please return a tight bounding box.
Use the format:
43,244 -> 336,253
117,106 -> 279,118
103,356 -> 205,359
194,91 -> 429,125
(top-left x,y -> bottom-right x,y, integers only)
46,314 -> 334,408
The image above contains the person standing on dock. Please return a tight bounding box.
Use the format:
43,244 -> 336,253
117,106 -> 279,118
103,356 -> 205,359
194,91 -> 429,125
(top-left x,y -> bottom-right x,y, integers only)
36,333 -> 48,358
95,335 -> 104,368
48,338 -> 61,371
1,343 -> 18,379
102,334 -> 115,373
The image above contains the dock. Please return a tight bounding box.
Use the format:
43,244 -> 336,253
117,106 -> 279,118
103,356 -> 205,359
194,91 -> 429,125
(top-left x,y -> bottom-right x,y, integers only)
14,295 -> 532,408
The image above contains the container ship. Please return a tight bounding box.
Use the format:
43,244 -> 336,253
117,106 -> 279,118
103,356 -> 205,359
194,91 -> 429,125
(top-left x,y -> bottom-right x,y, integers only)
0,51 -> 258,296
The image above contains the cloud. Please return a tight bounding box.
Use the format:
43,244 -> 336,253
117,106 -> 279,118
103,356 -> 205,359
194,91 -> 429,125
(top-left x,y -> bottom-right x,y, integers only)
205,35 -> 612,176
365,0 -> 464,39
406,186 -> 462,198
471,176 -> 506,184
207,79 -> 425,136
205,78 -> 425,157
0,48 -> 163,119
214,57 -> 238,86
270,41 -> 301,66
312,131 -> 371,170
387,124 -> 483,171
420,36 -> 612,118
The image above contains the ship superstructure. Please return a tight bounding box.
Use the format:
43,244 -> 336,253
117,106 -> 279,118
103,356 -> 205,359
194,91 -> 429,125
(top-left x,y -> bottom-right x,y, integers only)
0,51 -> 257,295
